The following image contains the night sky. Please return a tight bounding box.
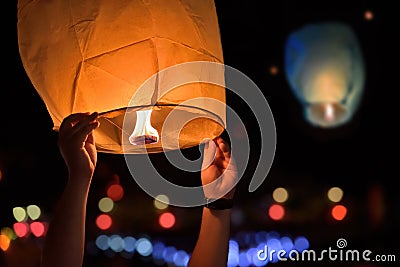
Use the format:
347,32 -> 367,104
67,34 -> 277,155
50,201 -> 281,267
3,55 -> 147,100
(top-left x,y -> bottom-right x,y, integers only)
2,0 -> 399,266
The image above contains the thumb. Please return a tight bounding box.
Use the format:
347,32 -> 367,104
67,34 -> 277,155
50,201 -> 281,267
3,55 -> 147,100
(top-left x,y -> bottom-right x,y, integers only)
201,139 -> 216,171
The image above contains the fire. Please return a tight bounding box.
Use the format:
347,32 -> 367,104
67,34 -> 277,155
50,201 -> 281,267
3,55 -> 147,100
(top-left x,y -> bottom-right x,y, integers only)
324,103 -> 335,122
129,109 -> 159,145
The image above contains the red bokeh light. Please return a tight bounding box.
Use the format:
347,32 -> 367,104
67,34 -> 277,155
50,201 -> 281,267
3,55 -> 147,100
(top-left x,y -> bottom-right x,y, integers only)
13,222 -> 29,237
30,222 -> 45,237
96,214 -> 112,230
331,205 -> 347,221
268,204 -> 285,221
106,184 -> 124,201
159,212 -> 176,229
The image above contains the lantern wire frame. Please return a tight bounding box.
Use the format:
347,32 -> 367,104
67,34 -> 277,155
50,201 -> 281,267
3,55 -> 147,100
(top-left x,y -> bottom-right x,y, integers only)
93,103 -> 225,154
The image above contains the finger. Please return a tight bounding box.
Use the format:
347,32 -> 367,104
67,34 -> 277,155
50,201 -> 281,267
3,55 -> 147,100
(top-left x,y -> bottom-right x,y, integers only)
69,112 -> 99,136
75,120 -> 99,143
201,139 -> 217,170
59,112 -> 91,132
213,138 -> 225,160
215,137 -> 231,159
85,121 -> 100,145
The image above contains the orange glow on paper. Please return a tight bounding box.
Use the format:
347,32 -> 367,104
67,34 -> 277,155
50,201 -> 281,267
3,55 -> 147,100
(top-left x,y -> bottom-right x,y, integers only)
331,205 -> 347,221
159,212 -> 176,229
17,0 -> 226,154
96,214 -> 112,230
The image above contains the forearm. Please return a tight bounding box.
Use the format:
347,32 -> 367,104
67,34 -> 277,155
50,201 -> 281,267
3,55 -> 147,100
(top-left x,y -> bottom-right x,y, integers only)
41,175 -> 91,267
188,208 -> 232,267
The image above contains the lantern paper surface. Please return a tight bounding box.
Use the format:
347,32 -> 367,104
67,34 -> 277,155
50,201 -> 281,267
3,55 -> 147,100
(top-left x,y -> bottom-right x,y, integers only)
17,0 -> 226,153
284,22 -> 365,128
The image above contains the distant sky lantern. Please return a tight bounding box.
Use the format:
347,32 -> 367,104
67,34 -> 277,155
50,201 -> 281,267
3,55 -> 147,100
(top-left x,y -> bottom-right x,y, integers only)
284,22 -> 365,128
17,0 -> 225,154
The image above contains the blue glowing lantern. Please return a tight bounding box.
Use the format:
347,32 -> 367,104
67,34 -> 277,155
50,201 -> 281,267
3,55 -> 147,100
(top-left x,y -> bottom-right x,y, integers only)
284,22 -> 365,128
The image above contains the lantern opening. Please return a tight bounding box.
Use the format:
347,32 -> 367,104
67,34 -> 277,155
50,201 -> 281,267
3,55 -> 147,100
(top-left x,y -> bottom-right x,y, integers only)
94,103 -> 225,154
306,102 -> 348,128
129,109 -> 159,145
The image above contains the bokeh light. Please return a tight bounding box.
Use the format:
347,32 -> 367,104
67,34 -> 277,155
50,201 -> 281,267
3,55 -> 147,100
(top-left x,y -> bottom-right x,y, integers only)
30,221 -> 45,237
272,187 -> 289,203
13,207 -> 27,222
13,222 -> 29,237
239,251 -> 250,267
331,204 -> 347,221
88,230 -> 310,267
268,204 -> 285,220
327,187 -> 344,202
248,247 -> 267,266
153,194 -> 169,210
136,237 -> 153,256
95,235 -> 110,251
231,208 -> 245,227
123,236 -> 136,253
98,197 -> 114,213
269,65 -> 279,76
294,236 -> 310,252
173,250 -> 190,267
280,236 -> 294,252
163,246 -> 177,263
106,184 -> 124,201
109,234 -> 125,252
27,204 -> 41,220
228,239 -> 239,267
96,214 -> 112,230
1,227 -> 16,241
0,234 -> 10,251
159,212 -> 176,229
364,10 -> 374,20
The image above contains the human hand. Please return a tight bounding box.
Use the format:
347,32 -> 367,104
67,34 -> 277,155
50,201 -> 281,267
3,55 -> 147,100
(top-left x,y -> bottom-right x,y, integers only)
57,112 -> 100,184
201,137 -> 238,200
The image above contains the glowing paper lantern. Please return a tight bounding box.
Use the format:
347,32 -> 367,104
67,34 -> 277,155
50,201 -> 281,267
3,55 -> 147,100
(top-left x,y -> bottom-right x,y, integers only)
17,0 -> 225,153
284,22 -> 365,128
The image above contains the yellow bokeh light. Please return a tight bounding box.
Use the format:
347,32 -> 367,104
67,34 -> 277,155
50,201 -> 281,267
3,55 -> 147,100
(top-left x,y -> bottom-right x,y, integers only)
272,187 -> 289,203
98,197 -> 114,213
327,187 -> 344,202
154,194 -> 169,210
27,205 -> 41,220
13,207 -> 26,222
1,227 -> 16,241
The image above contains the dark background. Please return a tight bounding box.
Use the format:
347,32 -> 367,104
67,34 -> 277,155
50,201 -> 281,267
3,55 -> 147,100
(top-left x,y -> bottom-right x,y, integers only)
2,0 -> 398,266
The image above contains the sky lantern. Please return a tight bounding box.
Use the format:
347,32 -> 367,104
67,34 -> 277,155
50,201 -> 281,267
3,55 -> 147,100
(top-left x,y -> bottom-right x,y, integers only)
17,0 -> 225,154
284,22 -> 365,128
